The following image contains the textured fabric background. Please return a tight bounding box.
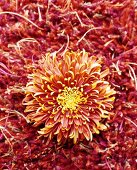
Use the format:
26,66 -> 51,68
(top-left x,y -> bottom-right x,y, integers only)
0,0 -> 137,169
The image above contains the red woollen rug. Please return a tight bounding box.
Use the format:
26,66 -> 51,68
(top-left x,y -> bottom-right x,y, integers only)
0,0 -> 137,169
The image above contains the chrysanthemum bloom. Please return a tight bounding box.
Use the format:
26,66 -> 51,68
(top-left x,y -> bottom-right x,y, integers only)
23,50 -> 116,144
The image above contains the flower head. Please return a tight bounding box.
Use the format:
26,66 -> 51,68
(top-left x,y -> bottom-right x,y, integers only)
23,50 -> 116,144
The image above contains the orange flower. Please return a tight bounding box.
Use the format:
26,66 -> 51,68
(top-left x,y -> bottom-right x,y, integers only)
23,50 -> 116,144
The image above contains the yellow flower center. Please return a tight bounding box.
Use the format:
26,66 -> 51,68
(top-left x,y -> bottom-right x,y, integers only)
57,86 -> 86,113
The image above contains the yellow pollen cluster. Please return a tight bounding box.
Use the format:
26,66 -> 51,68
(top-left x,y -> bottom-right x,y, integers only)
57,87 -> 86,113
